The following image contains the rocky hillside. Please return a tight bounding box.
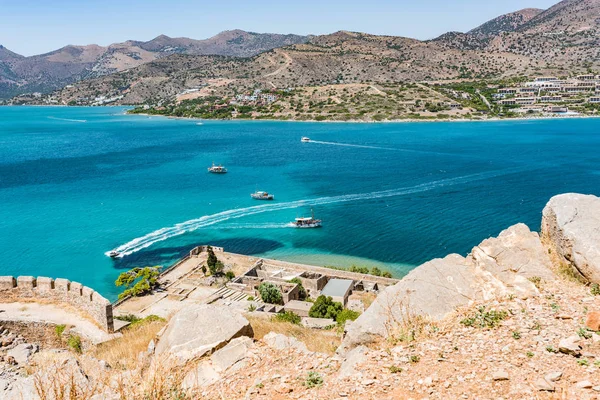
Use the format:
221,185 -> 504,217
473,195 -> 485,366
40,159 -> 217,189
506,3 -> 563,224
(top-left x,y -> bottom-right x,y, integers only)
3,193 -> 600,399
0,30 -> 309,99
468,8 -> 544,38
54,30 -> 542,106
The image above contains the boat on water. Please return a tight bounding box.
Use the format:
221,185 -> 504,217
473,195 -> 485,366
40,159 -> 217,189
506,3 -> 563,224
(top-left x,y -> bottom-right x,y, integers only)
301,137 -> 311,143
251,191 -> 274,200
208,163 -> 227,174
109,250 -> 120,258
292,209 -> 322,228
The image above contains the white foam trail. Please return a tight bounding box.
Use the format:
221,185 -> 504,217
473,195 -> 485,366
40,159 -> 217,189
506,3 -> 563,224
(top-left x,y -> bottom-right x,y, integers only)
309,140 -> 394,150
107,166 -> 529,258
48,117 -> 87,123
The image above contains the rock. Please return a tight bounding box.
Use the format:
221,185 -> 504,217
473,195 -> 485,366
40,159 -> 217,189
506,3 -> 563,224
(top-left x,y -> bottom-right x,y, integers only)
338,346 -> 369,378
534,378 -> 555,392
558,336 -> 582,356
155,304 -> 253,362
262,332 -> 308,353
210,336 -> 253,371
544,371 -> 563,382
492,370 -> 510,381
542,193 -> 600,283
586,312 -> 600,331
341,224 -> 554,352
301,317 -> 335,329
147,339 -> 156,355
7,343 -> 38,365
182,362 -> 221,389
576,380 -> 593,389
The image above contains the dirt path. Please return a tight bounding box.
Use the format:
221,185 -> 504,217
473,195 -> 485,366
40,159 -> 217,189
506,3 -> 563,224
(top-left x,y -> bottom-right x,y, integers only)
0,302 -> 117,344
264,52 -> 292,78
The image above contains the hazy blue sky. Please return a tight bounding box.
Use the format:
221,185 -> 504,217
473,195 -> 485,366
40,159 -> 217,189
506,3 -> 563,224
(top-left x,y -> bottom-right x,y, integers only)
2,0 -> 558,56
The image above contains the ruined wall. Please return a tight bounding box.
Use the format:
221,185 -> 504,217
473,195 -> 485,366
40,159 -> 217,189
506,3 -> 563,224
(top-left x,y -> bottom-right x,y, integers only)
0,276 -> 114,333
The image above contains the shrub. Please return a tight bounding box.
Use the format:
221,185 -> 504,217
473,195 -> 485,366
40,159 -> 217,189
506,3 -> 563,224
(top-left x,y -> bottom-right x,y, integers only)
382,271 -> 393,278
115,267 -> 160,300
273,311 -> 301,325
512,331 -> 521,340
55,324 -> 66,338
289,278 -> 307,300
67,335 -> 82,353
336,309 -> 361,326
389,365 -> 402,373
309,295 -> 343,320
460,306 -> 508,329
258,282 -> 283,304
225,271 -> 235,280
591,283 -> 600,296
304,371 -> 323,388
371,267 -> 382,276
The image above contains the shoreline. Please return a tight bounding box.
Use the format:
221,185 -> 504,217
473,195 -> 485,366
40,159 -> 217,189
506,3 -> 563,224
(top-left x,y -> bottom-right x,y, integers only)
3,105 -> 599,124
127,110 -> 600,124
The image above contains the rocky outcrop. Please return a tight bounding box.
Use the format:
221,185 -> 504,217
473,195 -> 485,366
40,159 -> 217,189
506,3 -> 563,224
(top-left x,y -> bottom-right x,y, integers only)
542,193 -> 600,283
155,304 -> 253,363
341,223 -> 554,351
183,336 -> 254,390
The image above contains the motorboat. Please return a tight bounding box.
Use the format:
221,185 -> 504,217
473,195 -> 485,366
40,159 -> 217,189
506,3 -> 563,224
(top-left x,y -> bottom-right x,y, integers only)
292,209 -> 322,228
208,162 -> 227,174
251,191 -> 275,200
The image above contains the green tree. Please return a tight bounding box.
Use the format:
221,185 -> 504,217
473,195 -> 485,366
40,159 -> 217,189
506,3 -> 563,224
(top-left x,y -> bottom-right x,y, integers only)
206,246 -> 224,276
336,309 -> 361,325
258,282 -> 283,304
115,267 -> 160,300
309,295 -> 343,319
371,267 -> 382,277
289,277 -> 307,300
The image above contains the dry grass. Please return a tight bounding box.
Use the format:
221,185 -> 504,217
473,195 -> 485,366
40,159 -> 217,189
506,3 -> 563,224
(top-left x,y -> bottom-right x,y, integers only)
378,294 -> 443,346
91,318 -> 166,370
349,291 -> 376,309
248,315 -> 341,354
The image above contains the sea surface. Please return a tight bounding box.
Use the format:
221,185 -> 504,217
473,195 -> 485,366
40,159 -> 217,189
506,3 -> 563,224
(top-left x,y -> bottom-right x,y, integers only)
1,106 -> 599,300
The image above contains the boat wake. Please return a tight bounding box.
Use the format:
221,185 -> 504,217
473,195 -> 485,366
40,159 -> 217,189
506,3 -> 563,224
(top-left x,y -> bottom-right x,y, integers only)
107,166 -> 529,257
48,117 -> 87,123
308,140 -> 395,150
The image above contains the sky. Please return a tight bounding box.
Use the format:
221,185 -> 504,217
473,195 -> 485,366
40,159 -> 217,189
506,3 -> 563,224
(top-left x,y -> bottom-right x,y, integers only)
2,0 -> 558,56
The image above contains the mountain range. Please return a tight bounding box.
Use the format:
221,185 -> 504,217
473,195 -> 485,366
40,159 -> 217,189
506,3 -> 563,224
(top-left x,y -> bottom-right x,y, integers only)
3,0 -> 600,102
0,30 -> 309,99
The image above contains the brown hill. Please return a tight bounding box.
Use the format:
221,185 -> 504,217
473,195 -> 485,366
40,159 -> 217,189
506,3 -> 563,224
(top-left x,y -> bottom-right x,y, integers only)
0,30 -> 309,99
468,8 -> 544,38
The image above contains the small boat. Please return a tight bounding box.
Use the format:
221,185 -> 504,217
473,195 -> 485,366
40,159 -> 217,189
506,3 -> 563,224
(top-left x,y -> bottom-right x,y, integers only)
301,137 -> 311,143
109,250 -> 120,258
208,162 -> 227,174
292,209 -> 322,228
251,191 -> 274,200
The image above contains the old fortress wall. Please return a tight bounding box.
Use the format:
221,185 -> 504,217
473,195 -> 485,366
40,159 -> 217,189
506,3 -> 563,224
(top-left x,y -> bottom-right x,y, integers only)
0,276 -> 114,332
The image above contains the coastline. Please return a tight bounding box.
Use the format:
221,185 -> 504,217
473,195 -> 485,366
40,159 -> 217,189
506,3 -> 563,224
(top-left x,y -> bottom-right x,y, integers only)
126,109 -> 600,124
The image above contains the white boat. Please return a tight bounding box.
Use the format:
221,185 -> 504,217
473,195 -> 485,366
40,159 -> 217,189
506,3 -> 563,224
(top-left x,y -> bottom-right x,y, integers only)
251,191 -> 275,200
292,209 -> 322,228
109,250 -> 120,258
208,162 -> 227,174
301,137 -> 311,143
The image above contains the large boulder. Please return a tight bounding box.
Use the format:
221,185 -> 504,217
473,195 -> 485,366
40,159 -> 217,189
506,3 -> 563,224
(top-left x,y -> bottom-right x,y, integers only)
542,193 -> 600,283
341,224 -> 554,352
156,304 -> 253,362
182,336 -> 254,390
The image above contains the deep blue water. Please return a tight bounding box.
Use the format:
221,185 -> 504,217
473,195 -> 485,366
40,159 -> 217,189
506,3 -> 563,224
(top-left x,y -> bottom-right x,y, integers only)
1,106 -> 599,300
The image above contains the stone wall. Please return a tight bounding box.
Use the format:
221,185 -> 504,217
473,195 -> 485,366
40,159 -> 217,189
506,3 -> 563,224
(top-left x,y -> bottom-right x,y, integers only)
0,276 -> 114,333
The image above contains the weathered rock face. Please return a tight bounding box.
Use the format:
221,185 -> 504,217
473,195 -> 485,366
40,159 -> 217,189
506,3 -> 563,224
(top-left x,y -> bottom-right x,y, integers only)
341,224 -> 554,352
155,304 -> 253,362
182,336 -> 254,390
542,193 -> 600,283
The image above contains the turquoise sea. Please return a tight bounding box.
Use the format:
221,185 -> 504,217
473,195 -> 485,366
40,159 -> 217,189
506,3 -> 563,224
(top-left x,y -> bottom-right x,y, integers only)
1,106 -> 600,300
